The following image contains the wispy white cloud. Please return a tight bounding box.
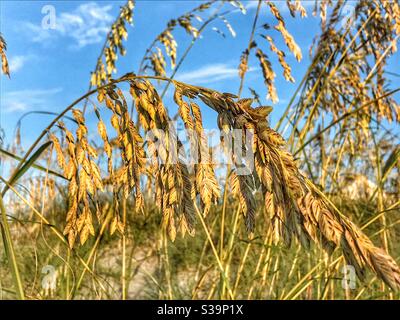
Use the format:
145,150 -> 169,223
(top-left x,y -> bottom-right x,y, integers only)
8,55 -> 36,73
176,63 -> 253,85
23,2 -> 114,48
9,56 -> 28,73
1,88 -> 63,113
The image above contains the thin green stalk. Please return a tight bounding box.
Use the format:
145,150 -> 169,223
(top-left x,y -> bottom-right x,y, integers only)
0,147 -> 66,180
267,254 -> 281,298
221,205 -> 241,299
0,176 -> 111,295
274,52 -> 323,132
219,171 -> 228,258
194,203 -> 234,300
162,229 -> 173,300
219,166 -> 232,265
294,88 -> 400,156
193,215 -> 219,296
0,194 -> 25,299
122,198 -> 127,300
65,249 -> 71,300
232,240 -> 252,296
74,205 -> 113,294
237,0 -> 262,97
371,126 -> 390,255
246,231 -> 271,299
293,24 -> 398,157
282,261 -> 323,300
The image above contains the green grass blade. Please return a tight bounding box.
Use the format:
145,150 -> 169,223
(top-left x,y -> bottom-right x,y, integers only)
0,194 -> 25,299
0,146 -> 66,181
382,146 -> 400,181
1,141 -> 53,197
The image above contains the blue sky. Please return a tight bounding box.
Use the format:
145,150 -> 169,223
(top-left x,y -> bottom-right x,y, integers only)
0,1 -> 399,153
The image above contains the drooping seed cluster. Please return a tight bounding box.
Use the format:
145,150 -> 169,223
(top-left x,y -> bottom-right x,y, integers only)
140,2 -> 214,76
238,1 -> 302,103
174,88 -> 220,216
264,35 -> 295,83
256,49 -> 278,103
90,0 -> 135,86
286,0 -> 307,18
51,113 -> 103,247
161,81 -> 400,290
0,33 -> 9,77
101,86 -> 146,233
231,95 -> 400,290
129,79 -> 199,240
234,94 -> 400,290
46,71 -> 400,289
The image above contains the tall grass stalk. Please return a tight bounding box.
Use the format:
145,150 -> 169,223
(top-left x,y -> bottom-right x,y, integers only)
0,194 -> 25,299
